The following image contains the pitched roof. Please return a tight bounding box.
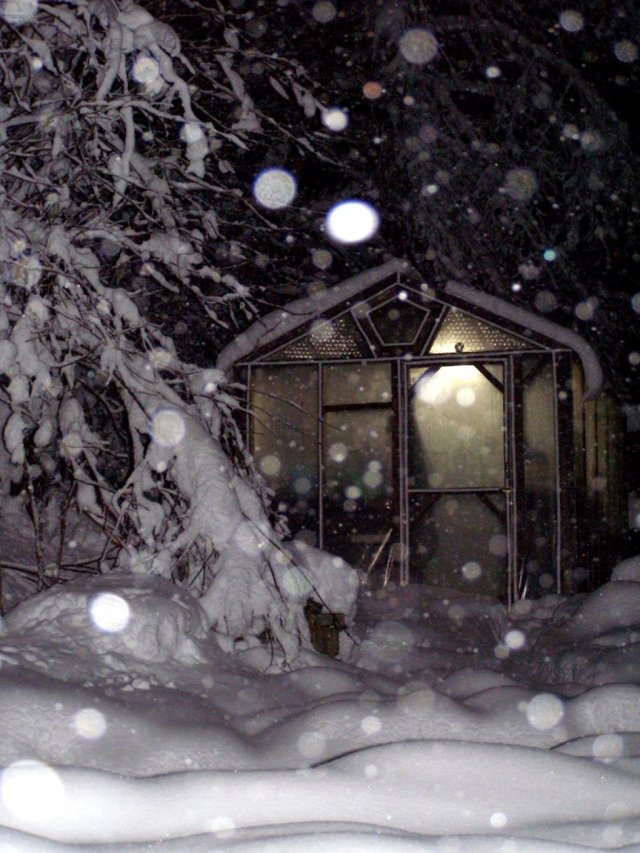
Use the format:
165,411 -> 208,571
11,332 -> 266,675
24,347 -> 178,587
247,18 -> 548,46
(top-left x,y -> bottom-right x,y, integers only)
217,259 -> 603,398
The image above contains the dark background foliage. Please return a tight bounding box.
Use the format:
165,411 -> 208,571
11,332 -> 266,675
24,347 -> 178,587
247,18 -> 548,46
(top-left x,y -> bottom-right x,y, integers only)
149,0 -> 639,402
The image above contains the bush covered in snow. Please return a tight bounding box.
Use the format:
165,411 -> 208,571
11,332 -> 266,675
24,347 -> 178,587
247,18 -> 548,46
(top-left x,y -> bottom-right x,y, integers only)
0,0 -> 357,663
4,573 -> 209,666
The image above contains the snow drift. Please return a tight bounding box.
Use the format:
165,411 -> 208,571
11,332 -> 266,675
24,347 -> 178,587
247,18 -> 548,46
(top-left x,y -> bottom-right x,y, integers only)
2,562 -> 640,849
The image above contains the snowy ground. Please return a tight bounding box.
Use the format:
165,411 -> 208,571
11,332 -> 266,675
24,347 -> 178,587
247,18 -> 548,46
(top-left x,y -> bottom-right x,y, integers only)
2,558 -> 640,850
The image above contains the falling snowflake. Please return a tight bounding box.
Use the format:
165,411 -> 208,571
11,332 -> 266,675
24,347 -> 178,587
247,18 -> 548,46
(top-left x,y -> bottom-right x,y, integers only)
89,593 -> 130,633
132,55 -> 160,84
311,248 -> 333,269
260,454 -> 281,476
297,731 -> 327,759
253,168 -> 297,210
575,299 -> 597,320
503,168 -> 538,201
525,693 -> 565,730
150,408 -> 186,447
322,108 -> 349,132
580,129 -> 604,152
561,123 -> 580,141
592,733 -> 624,762
489,534 -> 508,556
325,200 -> 380,244
312,1 -> 336,23
361,716 -> 382,734
558,10 -> 584,32
362,81 -> 384,100
518,260 -> 541,279
294,477 -> 312,494
73,709 -> 107,740
328,442 -> 348,462
180,122 -> 204,143
1,761 -> 66,822
455,387 -> 476,407
398,28 -> 439,65
462,561 -> 482,581
1,0 -> 38,25
363,468 -> 383,489
504,629 -> 526,650
310,319 -> 334,341
614,40 -> 638,63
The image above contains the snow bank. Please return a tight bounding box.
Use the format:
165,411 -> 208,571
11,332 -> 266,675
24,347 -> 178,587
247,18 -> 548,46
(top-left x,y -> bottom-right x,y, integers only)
2,561 -> 640,848
507,562 -> 640,689
611,555 -> 640,583
4,573 -> 209,666
2,741 -> 640,848
565,580 -> 640,639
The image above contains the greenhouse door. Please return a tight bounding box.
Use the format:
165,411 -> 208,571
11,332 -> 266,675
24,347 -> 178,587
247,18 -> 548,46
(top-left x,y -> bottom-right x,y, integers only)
321,362 -> 397,574
404,361 -> 515,601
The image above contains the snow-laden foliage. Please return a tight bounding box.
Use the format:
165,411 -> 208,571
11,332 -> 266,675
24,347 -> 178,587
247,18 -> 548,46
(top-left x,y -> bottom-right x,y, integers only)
157,0 -> 639,399
0,0 -> 358,661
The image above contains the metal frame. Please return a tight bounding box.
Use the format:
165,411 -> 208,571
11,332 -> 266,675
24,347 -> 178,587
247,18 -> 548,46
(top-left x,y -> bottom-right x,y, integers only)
250,274 -> 555,366
554,351 -> 577,593
319,364 -> 395,559
401,355 -> 515,600
245,347 -> 574,601
240,272 -> 581,602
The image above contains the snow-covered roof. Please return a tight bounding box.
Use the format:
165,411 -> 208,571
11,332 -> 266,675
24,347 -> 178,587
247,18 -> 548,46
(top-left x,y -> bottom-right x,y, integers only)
217,259 -> 603,398
444,280 -> 603,399
216,258 -> 406,371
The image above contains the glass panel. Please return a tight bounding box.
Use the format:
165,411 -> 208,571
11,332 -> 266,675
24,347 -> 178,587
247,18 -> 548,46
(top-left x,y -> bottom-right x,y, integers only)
323,362 -> 392,406
369,300 -> 428,345
408,364 -> 505,489
251,365 -> 319,541
521,356 -> 558,595
429,309 -> 529,353
323,408 -> 394,567
409,493 -> 508,599
265,314 -> 370,361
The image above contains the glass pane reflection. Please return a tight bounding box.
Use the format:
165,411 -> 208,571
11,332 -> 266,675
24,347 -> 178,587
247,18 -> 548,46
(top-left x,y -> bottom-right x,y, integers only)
409,364 -> 505,490
369,300 -> 427,345
251,365 -> 319,540
409,493 -> 507,599
323,408 -> 394,567
522,356 -> 558,595
323,362 -> 391,406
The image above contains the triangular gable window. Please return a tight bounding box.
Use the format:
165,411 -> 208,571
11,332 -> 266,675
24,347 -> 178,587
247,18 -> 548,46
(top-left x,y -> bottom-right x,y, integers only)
264,313 -> 371,361
368,298 -> 430,346
257,285 -> 545,364
428,309 -> 533,354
